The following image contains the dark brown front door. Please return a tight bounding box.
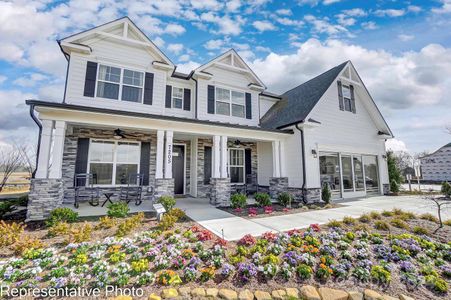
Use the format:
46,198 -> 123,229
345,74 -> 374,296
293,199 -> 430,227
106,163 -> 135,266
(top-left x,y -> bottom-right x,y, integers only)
172,145 -> 185,194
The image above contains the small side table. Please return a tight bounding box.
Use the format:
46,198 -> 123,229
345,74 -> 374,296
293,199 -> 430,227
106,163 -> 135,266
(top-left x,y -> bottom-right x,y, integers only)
101,193 -> 115,207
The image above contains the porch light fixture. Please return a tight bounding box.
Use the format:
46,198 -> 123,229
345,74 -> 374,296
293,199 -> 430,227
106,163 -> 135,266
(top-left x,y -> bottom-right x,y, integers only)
311,149 -> 318,158
113,128 -> 125,140
382,154 -> 387,160
234,140 -> 241,147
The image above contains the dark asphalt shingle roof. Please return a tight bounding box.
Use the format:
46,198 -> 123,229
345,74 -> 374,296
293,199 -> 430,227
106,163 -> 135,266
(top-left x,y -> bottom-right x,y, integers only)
260,61 -> 348,129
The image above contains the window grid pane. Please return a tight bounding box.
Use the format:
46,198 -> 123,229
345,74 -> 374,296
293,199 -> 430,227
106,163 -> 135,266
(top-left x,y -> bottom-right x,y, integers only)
216,101 -> 230,115
121,86 -> 142,102
231,91 -> 245,104
123,69 -> 143,87
99,65 -> 120,83
232,104 -> 245,118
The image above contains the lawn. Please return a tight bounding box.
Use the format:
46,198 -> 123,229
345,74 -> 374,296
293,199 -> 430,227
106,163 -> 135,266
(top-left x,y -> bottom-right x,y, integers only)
0,205 -> 450,299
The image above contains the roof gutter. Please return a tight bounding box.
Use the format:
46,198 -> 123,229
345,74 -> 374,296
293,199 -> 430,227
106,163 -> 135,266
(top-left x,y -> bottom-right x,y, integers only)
29,104 -> 42,179
295,123 -> 307,203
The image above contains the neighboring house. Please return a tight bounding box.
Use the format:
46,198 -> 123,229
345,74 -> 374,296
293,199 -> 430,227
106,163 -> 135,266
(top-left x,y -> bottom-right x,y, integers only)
420,143 -> 451,182
26,17 -> 393,220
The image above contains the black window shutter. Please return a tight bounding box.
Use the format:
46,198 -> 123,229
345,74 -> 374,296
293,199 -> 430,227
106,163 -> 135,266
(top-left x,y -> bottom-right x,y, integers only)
337,81 -> 344,111
204,146 -> 212,184
143,73 -> 154,105
140,142 -> 151,186
207,85 -> 215,114
165,85 -> 172,108
83,61 -> 97,97
245,92 -> 252,119
74,138 -> 90,185
183,88 -> 191,111
350,85 -> 356,113
245,148 -> 252,183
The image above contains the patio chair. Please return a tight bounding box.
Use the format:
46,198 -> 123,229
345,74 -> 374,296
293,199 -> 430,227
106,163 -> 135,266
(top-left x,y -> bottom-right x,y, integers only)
74,173 -> 100,208
245,173 -> 258,196
119,173 -> 144,206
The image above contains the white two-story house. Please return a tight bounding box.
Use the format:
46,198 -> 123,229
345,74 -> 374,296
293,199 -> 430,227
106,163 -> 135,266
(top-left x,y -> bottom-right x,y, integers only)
26,17 -> 393,220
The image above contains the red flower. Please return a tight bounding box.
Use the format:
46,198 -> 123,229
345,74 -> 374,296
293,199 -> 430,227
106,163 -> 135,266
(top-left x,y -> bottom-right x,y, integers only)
238,234 -> 256,246
310,223 -> 321,232
197,229 -> 213,241
262,231 -> 277,242
214,238 -> 228,246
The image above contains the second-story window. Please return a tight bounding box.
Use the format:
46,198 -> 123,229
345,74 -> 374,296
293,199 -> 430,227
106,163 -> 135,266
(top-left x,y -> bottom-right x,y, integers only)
341,85 -> 352,112
215,87 -> 245,118
96,64 -> 144,103
172,87 -> 184,109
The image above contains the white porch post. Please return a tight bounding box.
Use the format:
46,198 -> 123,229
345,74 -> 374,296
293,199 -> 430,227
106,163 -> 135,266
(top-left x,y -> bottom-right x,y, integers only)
279,140 -> 286,177
156,130 -> 164,179
48,121 -> 66,179
272,140 -> 281,177
164,130 -> 173,179
35,120 -> 53,179
220,135 -> 228,178
212,135 -> 221,178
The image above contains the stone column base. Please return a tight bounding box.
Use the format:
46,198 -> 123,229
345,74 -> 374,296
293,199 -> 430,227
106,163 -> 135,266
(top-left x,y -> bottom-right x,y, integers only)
155,178 -> 175,199
210,178 -> 230,207
269,177 -> 288,200
27,178 -> 64,221
305,188 -> 321,203
383,184 -> 390,195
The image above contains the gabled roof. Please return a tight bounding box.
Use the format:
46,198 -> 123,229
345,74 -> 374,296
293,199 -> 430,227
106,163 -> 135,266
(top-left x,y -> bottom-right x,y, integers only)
260,61 -> 348,129
59,16 -> 174,67
420,142 -> 451,159
195,49 -> 266,89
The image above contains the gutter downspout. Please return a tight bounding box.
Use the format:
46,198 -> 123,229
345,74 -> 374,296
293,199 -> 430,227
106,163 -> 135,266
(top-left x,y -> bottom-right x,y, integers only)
57,40 -> 70,103
29,104 -> 42,179
191,76 -> 198,119
295,123 -> 307,203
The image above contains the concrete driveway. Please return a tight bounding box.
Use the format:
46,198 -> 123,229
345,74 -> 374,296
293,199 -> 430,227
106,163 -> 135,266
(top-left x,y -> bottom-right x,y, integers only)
176,195 -> 450,241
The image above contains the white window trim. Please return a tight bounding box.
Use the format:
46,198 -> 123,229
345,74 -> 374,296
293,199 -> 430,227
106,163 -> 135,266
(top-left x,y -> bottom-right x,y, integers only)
94,63 -> 145,104
229,148 -> 245,184
171,86 -> 184,110
215,86 -> 246,118
87,138 -> 141,187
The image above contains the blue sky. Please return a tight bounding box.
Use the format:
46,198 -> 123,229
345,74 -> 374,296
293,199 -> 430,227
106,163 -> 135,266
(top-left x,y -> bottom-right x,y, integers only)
0,0 -> 450,155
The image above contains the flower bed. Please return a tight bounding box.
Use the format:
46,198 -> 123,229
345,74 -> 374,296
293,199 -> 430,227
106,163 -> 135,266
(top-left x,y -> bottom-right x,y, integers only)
0,210 -> 450,299
219,202 -> 343,219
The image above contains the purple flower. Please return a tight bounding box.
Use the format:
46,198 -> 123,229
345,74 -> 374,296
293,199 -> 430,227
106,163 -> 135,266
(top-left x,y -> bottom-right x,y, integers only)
399,261 -> 415,273
357,259 -> 373,270
221,263 -> 235,277
187,257 -> 202,268
237,263 -> 258,282
283,251 -> 301,266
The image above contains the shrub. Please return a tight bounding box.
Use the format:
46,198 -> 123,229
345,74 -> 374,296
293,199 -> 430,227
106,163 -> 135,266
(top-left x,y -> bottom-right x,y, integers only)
0,221 -> 25,247
321,183 -> 331,204
296,264 -> 313,280
425,275 -> 448,293
254,193 -> 271,207
47,221 -> 71,237
13,235 -> 46,255
327,219 -> 342,228
107,202 -> 130,218
441,181 -> 451,198
374,220 -> 390,231
14,195 -> 29,206
444,219 -> 451,226
390,179 -> 399,194
46,207 -> 78,227
116,212 -> 145,237
369,211 -> 382,220
371,265 -> 391,284
343,216 -> 356,225
230,193 -> 247,209
359,214 -> 371,223
381,210 -> 394,217
398,211 -> 416,221
0,201 -> 14,218
159,214 -> 178,231
96,216 -> 116,229
278,192 -> 292,207
157,196 -> 177,211
390,218 -> 409,229
167,208 -> 186,220
63,222 -> 92,244
420,213 -> 439,223
413,226 -> 429,235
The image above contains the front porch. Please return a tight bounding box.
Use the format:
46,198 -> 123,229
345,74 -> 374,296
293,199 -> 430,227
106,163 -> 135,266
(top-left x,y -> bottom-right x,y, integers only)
27,104 -> 293,220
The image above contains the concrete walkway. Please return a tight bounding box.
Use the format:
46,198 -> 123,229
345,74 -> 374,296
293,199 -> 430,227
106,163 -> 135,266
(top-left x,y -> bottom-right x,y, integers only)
177,196 -> 450,241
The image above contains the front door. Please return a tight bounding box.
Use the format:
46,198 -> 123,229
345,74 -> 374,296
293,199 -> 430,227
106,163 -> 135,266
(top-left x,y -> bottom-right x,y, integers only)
172,145 -> 185,195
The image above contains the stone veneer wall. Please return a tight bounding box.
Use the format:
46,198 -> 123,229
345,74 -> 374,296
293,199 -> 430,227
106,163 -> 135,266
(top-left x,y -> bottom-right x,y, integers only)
196,138 -> 258,199
286,187 -> 322,203
27,179 -> 64,221
155,178 -> 175,198
269,177 -> 288,200
62,127 -> 157,204
210,178 -> 231,206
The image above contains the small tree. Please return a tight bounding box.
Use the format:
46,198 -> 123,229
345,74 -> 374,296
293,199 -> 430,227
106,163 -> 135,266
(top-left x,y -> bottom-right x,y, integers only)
387,151 -> 402,184
441,181 -> 451,198
390,179 -> 399,195
425,195 -> 451,232
0,145 -> 23,193
321,183 -> 331,204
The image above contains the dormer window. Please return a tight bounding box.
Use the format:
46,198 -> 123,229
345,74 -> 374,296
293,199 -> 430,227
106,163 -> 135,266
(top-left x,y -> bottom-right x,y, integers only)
342,85 -> 352,112
96,64 -> 144,103
215,87 -> 245,118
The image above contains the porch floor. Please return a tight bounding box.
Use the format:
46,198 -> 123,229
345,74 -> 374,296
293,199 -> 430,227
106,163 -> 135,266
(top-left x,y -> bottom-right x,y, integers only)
63,200 -> 154,217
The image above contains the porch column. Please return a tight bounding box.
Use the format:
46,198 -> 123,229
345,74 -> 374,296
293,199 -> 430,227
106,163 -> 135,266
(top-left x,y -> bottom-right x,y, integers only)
279,140 -> 286,177
48,121 -> 66,179
212,135 -> 221,178
164,130 -> 173,179
155,130 -> 164,179
220,135 -> 228,178
272,140 -> 281,177
35,119 -> 53,179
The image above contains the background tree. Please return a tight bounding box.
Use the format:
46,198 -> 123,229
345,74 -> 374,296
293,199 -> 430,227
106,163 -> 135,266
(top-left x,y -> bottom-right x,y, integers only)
425,194 -> 450,232
0,145 -> 23,193
387,151 -> 402,184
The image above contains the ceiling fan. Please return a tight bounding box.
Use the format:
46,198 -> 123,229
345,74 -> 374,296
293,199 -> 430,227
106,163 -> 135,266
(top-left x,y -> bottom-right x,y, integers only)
113,128 -> 138,140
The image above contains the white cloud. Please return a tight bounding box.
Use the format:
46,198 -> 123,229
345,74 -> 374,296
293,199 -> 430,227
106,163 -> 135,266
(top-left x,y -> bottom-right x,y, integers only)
167,43 -> 184,54
190,0 -> 223,11
336,14 -> 356,26
304,15 -> 349,36
256,46 -> 271,52
276,9 -> 292,16
362,21 -> 378,30
176,61 -> 201,73
253,20 -> 276,32
0,44 -> 25,63
432,0 -> 451,14
204,39 -> 225,50
374,9 -> 406,17
386,138 -> 408,152
0,89 -> 35,131
13,73 -> 48,87
342,8 -> 367,17
153,36 -> 165,48
398,34 -> 415,42
200,13 -> 245,35
276,17 -> 304,27
323,0 -> 342,5
407,5 -> 422,13
298,0 -> 319,6
0,75 -> 6,84
226,0 -> 241,12
250,39 -> 451,112
164,23 -> 186,36
178,54 -> 190,62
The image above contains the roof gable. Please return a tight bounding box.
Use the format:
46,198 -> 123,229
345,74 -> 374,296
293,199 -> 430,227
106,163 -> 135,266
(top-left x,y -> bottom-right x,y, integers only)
59,17 -> 174,67
195,49 -> 266,89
